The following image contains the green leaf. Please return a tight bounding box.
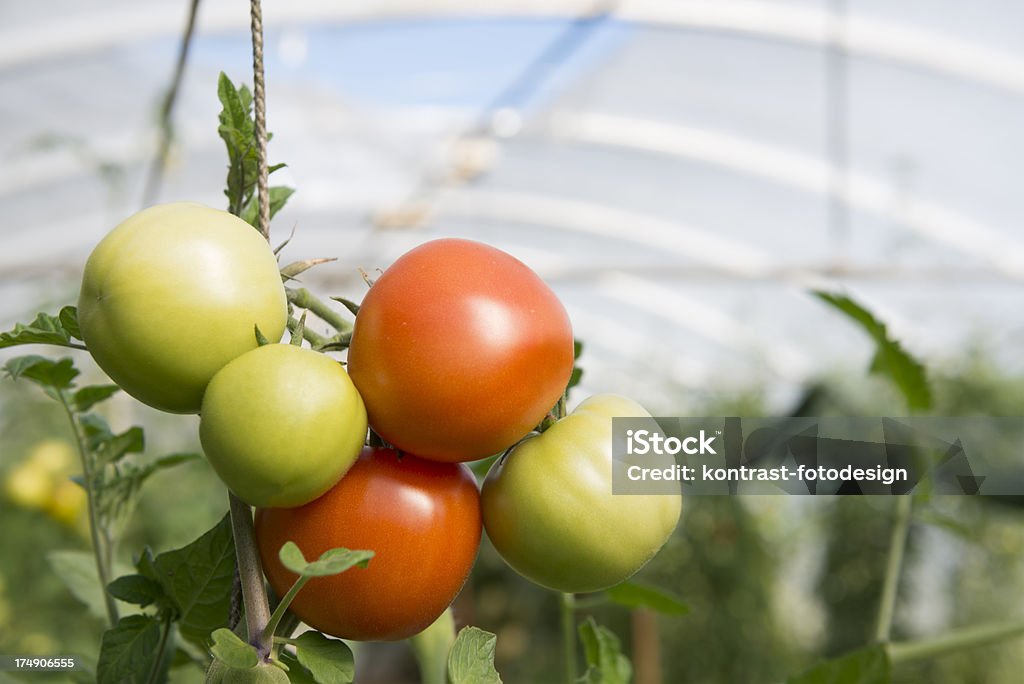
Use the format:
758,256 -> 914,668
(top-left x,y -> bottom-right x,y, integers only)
47,550 -> 131,620
60,305 -> 82,339
241,186 -> 296,227
72,384 -> 120,412
146,514 -> 236,649
96,615 -> 165,684
293,631 -> 356,684
813,292 -> 932,411
107,574 -> 166,608
278,542 -> 373,578
578,618 -> 632,684
568,339 -> 585,390
447,626 -> 502,684
604,582 -> 689,616
290,311 -> 307,346
3,355 -> 79,394
210,628 -> 260,670
786,645 -> 891,684
93,425 -> 145,465
255,324 -> 270,346
0,309 -> 82,349
279,652 -> 319,684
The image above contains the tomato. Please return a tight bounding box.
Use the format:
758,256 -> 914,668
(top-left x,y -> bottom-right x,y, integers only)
199,344 -> 367,508
78,202 -> 287,414
346,238 -> 574,462
254,447 -> 481,641
481,394 -> 682,593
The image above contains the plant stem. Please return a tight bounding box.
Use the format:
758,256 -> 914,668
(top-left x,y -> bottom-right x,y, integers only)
287,315 -> 328,348
228,493 -> 272,659
262,576 -> 309,650
887,619 -> 1024,665
145,612 -> 174,684
875,495 -> 912,643
561,593 -> 577,684
287,287 -> 353,333
409,608 -> 456,684
59,391 -> 118,627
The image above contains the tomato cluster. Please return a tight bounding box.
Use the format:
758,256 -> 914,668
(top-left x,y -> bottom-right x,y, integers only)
78,202 -> 681,644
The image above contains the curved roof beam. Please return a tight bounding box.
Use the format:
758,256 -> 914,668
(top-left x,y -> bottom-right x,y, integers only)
555,112 -> 1024,279
3,1 -> 1024,95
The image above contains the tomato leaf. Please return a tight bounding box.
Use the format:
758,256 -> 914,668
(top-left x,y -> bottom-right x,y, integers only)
290,311 -> 307,346
293,631 -> 356,684
604,582 -> 689,616
578,617 -> 632,684
3,355 -> 79,395
447,626 -> 502,684
568,338 -> 584,390
278,541 -> 374,578
72,384 -> 120,412
47,550 -> 132,621
241,185 -> 296,227
143,514 -> 236,650
255,324 -> 271,346
813,292 -> 932,412
0,308 -> 83,349
210,628 -> 259,669
785,645 -> 891,684
97,614 -> 171,684
106,574 -> 167,609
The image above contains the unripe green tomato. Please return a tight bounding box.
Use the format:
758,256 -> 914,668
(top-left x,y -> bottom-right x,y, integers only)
78,202 -> 287,414
200,344 -> 367,508
205,660 -> 289,684
481,394 -> 682,593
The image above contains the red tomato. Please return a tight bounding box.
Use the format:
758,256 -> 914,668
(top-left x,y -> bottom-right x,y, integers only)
254,447 -> 481,641
347,238 -> 574,462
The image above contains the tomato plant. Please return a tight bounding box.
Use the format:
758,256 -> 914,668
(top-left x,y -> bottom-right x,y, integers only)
199,344 -> 367,508
347,238 -> 575,462
482,394 -> 682,593
78,202 -> 288,414
254,447 -> 482,641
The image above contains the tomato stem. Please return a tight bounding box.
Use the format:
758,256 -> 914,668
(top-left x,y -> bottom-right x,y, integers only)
887,618 -> 1024,665
262,575 -> 310,653
560,592 -> 577,684
228,493 -> 273,658
875,494 -> 912,643
287,287 -> 353,334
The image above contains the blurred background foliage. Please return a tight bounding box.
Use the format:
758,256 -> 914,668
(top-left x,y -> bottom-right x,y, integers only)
3,353 -> 1024,683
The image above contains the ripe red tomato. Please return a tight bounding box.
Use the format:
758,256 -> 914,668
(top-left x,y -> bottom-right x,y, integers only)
346,238 -> 574,462
254,447 -> 481,641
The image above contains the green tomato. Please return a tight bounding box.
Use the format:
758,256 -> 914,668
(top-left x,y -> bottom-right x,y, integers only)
200,344 -> 367,508
481,394 -> 681,593
78,202 -> 287,414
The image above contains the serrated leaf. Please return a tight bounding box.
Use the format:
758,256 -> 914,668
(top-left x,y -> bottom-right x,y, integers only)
813,292 -> 932,411
96,615 -> 166,684
578,618 -> 632,684
329,296 -> 360,317
148,515 -> 236,649
281,258 -> 337,281
107,574 -> 166,608
786,645 -> 890,684
448,626 -> 502,684
93,425 -> 145,465
73,384 -> 120,412
60,305 -> 82,339
241,186 -> 296,227
210,628 -> 260,669
568,339 -> 584,390
293,632 -> 355,683
3,355 -> 79,393
279,542 -> 373,578
0,310 -> 81,348
604,582 -> 688,616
